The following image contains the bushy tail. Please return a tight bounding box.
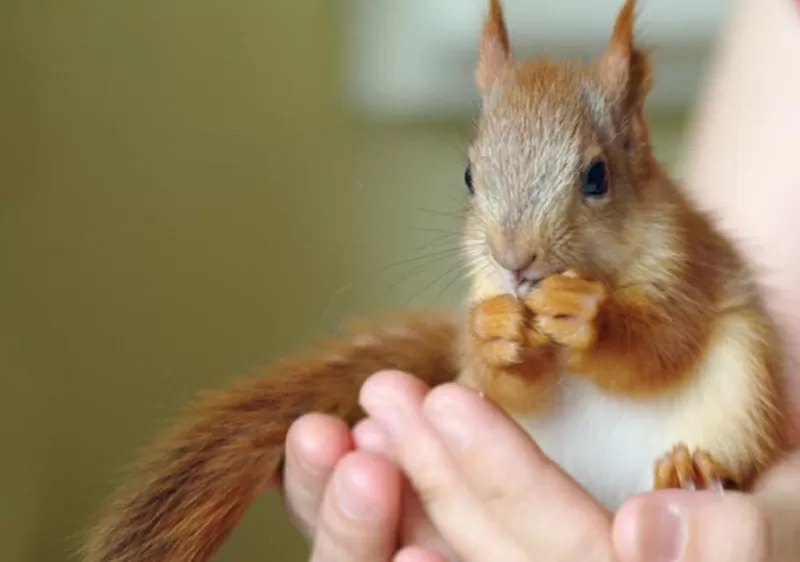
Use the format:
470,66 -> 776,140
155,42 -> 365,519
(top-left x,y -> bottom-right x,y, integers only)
82,311 -> 461,562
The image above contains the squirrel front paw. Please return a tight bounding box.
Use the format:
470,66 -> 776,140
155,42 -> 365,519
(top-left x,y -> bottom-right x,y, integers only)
526,271 -> 607,350
469,294 -> 548,369
653,443 -> 739,492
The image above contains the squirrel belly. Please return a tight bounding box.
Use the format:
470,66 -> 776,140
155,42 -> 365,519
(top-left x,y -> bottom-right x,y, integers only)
81,311 -> 461,562
506,306 -> 784,512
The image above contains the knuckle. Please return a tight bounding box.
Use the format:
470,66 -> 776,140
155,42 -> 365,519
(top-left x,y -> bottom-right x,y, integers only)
410,470 -> 453,514
284,493 -> 316,539
313,499 -> 378,560
310,525 -> 361,562
414,483 -> 446,515
282,465 -> 325,538
478,481 -> 515,513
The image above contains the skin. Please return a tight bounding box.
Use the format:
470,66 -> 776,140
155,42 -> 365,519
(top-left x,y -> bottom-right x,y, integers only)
278,0 -> 800,559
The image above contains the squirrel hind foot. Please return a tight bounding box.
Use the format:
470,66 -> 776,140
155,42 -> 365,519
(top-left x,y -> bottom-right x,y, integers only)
653,443 -> 740,492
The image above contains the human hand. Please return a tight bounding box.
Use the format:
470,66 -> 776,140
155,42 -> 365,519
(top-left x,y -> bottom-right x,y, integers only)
354,369 -> 616,562
278,408 -> 458,562
275,412 -> 415,562
613,450 -> 800,561
281,369 -> 800,562
277,366 -> 618,562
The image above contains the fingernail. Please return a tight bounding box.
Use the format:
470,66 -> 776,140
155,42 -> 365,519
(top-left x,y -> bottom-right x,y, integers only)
360,379 -> 407,440
424,395 -> 472,449
335,466 -> 378,520
371,398 -> 405,441
634,502 -> 687,562
353,419 -> 394,458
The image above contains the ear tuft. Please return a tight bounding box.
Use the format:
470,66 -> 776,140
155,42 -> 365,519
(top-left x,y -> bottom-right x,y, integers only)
596,0 -> 651,110
476,0 -> 512,93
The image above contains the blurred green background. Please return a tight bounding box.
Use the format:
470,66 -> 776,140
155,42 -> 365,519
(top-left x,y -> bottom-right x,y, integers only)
0,1 -> 689,560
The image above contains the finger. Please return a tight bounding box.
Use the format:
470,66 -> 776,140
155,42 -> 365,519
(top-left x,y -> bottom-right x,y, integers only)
360,370 -> 527,562
397,478 -> 459,559
421,382 -> 613,559
283,413 -> 353,537
310,450 -> 402,562
615,451 -> 800,562
393,545 -> 450,562
613,490 -> 774,562
355,406 -> 457,557
353,417 -> 396,460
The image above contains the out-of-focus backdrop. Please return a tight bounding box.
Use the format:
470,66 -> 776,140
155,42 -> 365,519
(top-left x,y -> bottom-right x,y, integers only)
0,1 -> 728,560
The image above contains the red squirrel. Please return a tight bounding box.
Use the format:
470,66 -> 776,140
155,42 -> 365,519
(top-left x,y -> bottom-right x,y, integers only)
82,1 -> 789,560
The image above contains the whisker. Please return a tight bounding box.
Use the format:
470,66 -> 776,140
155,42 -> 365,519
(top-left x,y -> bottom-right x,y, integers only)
414,207 -> 465,220
432,264 -> 468,306
404,260 -> 466,308
318,283 -> 357,328
363,245 -> 466,276
316,242 -> 468,328
386,253 -> 463,292
403,226 -> 462,236
406,232 -> 464,255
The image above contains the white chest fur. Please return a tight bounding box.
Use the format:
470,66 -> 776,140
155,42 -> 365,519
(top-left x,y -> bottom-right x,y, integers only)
515,376 -> 676,512
511,312 -> 769,512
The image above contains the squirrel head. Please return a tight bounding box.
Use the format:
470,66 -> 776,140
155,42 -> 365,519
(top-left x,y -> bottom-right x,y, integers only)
463,0 -> 661,301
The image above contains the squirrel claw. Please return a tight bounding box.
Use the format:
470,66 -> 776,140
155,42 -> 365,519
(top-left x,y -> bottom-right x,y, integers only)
653,443 -> 738,492
525,273 -> 606,350
469,294 -> 548,369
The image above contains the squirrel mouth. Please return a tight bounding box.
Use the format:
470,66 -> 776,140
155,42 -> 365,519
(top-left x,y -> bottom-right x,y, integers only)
514,277 -> 543,298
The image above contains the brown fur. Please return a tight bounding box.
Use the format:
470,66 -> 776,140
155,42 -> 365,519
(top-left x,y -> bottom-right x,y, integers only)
476,0 -> 511,92
460,0 -> 787,486
83,0 -> 789,559
82,312 -> 460,561
462,294 -> 559,414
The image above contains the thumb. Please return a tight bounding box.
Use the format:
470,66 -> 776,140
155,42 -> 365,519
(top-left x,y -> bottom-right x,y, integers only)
613,453 -> 800,562
613,490 -> 770,562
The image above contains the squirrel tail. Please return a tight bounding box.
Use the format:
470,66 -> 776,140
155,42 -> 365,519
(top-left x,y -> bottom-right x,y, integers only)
81,311 -> 461,562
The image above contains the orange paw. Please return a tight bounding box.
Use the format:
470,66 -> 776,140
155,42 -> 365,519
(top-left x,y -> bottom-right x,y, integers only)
469,294 -> 547,369
653,443 -> 738,492
526,271 -> 607,350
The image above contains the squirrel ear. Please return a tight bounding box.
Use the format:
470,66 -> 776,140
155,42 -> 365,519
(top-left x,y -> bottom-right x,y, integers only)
596,0 -> 651,111
476,0 -> 512,93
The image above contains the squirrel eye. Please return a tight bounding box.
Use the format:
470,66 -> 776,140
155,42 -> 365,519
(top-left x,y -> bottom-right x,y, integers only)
464,164 -> 474,195
582,159 -> 609,198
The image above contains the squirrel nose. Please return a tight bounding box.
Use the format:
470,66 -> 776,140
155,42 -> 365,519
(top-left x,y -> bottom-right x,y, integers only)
493,250 -> 536,277
487,234 -> 537,276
